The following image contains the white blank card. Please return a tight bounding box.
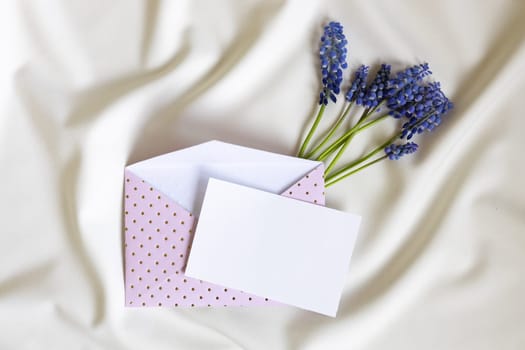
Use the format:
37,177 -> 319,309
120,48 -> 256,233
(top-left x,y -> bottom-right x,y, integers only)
185,178 -> 361,316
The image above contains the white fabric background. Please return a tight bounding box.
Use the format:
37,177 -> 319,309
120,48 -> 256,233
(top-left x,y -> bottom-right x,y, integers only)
1,0 -> 524,349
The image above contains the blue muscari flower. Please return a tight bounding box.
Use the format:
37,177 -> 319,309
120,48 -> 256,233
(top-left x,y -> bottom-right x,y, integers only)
319,21 -> 348,105
384,142 -> 419,160
362,64 -> 391,108
345,65 -> 369,105
386,63 -> 431,95
400,82 -> 454,139
385,63 -> 432,113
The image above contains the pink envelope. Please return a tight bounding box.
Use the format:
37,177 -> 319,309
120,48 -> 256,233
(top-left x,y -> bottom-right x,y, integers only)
124,141 -> 325,307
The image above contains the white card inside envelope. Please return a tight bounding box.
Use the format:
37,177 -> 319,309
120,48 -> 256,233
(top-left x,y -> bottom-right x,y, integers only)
185,178 -> 361,317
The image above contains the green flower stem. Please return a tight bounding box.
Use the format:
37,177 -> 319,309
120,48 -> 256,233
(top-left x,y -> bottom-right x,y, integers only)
325,155 -> 388,187
325,133 -> 399,183
316,112 -> 389,161
324,108 -> 370,175
297,104 -> 326,157
305,102 -> 354,159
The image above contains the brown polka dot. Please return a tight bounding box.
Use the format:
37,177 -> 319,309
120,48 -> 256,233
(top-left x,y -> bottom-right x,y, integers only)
173,212 -> 177,216
180,237 -> 184,242
133,187 -> 137,191
126,179 -> 130,182
180,221 -> 185,225
248,297 -> 252,301
306,191 -> 309,195
183,295 -> 187,299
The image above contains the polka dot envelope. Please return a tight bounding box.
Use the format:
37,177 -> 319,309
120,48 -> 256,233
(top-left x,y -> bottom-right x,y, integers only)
124,140 -> 325,307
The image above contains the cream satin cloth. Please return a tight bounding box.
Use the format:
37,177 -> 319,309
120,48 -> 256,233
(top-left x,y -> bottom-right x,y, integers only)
1,0 -> 524,349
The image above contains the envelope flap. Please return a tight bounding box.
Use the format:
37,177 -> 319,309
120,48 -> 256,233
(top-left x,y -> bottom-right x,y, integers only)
126,141 -> 322,215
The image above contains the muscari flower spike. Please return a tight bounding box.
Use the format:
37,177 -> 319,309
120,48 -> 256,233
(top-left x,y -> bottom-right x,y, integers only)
385,63 -> 432,112
384,142 -> 419,160
345,65 -> 369,105
387,63 -> 432,95
400,82 -> 454,139
319,21 -> 348,105
362,64 -> 391,109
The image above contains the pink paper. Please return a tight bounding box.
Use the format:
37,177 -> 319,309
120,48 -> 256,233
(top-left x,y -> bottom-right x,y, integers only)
124,165 -> 325,307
